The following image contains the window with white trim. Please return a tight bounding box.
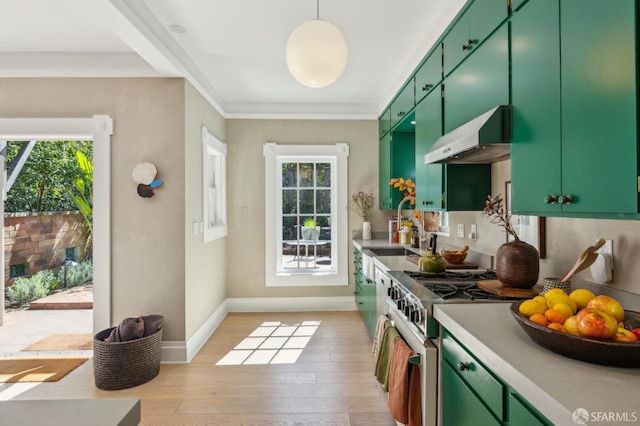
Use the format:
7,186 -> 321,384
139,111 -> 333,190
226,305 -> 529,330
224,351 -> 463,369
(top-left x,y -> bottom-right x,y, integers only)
264,143 -> 349,286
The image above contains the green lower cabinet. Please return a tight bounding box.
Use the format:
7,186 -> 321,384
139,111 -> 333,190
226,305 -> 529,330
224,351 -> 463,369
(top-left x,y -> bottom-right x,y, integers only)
442,362 -> 502,426
353,248 -> 376,339
441,329 -> 552,426
508,392 -> 550,426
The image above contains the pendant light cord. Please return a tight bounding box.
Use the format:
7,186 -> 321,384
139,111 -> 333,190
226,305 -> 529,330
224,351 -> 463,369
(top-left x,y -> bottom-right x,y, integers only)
316,0 -> 319,20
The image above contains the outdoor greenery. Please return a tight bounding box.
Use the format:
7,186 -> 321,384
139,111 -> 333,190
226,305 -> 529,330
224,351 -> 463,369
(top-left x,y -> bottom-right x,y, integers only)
65,150 -> 94,259
5,141 -> 93,213
6,260 -> 93,308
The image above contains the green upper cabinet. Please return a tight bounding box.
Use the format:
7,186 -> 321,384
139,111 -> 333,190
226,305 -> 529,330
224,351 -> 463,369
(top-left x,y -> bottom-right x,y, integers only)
443,0 -> 508,77
415,46 -> 442,104
378,107 -> 391,139
511,0 -> 639,216
510,0 -> 561,214
415,87 -> 443,209
444,25 -> 509,133
379,130 -> 416,210
390,78 -> 416,131
378,133 -> 393,209
415,85 -> 492,212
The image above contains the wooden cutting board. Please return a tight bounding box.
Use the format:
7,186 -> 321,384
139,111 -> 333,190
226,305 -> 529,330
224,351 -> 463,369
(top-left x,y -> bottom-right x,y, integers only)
478,280 -> 542,298
445,261 -> 478,270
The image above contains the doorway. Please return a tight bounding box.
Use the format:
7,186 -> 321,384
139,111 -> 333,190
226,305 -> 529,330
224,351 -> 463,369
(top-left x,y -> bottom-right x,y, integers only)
0,117 -> 112,336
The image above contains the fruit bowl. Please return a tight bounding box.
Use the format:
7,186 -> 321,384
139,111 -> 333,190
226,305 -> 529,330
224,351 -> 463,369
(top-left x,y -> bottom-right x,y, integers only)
510,300 -> 640,368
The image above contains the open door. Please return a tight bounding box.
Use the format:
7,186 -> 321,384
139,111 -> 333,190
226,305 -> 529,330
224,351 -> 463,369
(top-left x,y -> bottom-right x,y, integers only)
0,153 -> 4,326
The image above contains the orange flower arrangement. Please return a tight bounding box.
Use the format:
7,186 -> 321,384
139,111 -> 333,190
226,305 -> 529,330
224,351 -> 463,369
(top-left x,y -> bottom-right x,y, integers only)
389,177 -> 421,220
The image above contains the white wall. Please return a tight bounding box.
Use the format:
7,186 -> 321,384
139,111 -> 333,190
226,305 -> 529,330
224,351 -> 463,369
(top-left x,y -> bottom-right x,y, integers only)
226,119 -> 380,298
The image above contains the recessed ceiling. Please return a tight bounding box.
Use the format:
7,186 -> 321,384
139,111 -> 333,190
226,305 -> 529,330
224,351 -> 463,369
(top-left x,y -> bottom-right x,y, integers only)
0,0 -> 466,118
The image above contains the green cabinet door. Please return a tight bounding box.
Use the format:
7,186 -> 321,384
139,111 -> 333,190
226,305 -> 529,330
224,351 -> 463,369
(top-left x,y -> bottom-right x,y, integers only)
415,86 -> 444,209
390,78 -> 416,130
510,0 -> 562,214
378,134 -> 392,209
379,107 -> 391,139
365,277 -> 377,338
512,0 -> 639,216
415,47 -> 442,103
442,362 -> 502,426
508,392 -> 551,426
443,0 -> 508,77
444,25 -> 509,133
560,0 -> 638,214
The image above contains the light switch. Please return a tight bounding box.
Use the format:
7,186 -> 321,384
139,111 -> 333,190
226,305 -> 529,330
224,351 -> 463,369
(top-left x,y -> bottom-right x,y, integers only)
192,221 -> 199,235
469,224 -> 477,240
457,224 -> 465,239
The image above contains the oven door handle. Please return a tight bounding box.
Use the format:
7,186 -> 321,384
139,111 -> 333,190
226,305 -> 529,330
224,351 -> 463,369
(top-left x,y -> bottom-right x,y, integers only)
408,354 -> 422,365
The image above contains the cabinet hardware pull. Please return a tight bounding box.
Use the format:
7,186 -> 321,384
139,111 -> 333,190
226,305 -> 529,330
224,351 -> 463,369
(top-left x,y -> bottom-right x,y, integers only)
422,84 -> 432,91
468,38 -> 477,46
462,43 -> 469,51
458,361 -> 471,371
543,195 -> 558,204
397,111 -> 405,117
558,195 -> 573,205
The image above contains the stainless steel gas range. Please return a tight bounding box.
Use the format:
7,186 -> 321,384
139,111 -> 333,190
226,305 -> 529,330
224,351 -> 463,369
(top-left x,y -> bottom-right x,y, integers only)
382,268 -> 527,426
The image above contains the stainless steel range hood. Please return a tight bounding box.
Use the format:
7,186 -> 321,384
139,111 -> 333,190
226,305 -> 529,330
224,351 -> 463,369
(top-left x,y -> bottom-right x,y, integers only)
424,105 -> 511,164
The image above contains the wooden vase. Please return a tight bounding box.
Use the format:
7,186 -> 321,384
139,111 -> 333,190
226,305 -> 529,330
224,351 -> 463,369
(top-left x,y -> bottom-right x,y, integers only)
496,239 -> 540,288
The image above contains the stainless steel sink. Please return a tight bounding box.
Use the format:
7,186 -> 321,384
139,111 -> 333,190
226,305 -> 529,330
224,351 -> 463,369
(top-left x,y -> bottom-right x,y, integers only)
367,247 -> 410,256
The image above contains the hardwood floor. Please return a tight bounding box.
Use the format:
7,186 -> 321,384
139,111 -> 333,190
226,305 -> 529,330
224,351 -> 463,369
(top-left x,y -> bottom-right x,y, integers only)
9,311 -> 396,425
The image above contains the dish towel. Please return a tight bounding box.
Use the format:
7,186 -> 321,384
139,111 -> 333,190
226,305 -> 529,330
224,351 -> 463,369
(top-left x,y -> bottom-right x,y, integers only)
372,314 -> 391,357
387,336 -> 413,424
408,363 -> 422,426
374,323 -> 399,392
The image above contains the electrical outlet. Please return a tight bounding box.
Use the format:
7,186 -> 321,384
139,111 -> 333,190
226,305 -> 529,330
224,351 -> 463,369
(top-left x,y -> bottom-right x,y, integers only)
469,224 -> 477,240
457,224 -> 465,239
596,239 -> 613,263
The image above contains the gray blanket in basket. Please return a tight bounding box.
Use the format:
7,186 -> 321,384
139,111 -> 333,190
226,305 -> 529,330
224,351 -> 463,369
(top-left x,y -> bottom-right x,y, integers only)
106,314 -> 164,342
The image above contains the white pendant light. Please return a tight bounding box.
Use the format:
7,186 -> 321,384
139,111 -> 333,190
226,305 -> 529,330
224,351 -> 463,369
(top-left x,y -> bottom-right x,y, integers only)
286,0 -> 348,88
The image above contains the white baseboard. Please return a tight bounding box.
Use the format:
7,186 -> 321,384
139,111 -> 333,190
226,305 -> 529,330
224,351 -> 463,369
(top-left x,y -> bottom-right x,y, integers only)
226,296 -> 357,312
161,297 -> 356,363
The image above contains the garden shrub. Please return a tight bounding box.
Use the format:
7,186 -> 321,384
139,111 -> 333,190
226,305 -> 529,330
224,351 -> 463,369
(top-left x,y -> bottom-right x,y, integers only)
58,260 -> 93,288
6,270 -> 60,307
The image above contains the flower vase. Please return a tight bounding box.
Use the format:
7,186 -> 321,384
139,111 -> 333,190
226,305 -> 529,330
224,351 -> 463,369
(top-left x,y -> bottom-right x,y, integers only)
362,221 -> 372,240
496,239 -> 540,288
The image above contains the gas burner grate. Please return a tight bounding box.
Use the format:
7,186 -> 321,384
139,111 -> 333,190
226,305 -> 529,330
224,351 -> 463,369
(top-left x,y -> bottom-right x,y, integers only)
404,269 -> 498,282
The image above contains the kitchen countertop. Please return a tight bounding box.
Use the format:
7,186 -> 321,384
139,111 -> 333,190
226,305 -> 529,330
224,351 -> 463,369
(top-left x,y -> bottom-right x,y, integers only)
434,303 -> 640,425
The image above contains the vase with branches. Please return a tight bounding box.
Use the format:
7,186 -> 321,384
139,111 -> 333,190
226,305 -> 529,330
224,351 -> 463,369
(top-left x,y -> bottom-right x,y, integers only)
482,194 -> 539,288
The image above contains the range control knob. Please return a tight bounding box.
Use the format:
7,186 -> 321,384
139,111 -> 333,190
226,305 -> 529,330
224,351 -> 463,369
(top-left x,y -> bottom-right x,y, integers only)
397,298 -> 406,311
404,303 -> 412,317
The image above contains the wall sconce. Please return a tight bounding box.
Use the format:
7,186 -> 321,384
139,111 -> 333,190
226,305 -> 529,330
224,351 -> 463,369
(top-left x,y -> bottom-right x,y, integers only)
133,162 -> 163,197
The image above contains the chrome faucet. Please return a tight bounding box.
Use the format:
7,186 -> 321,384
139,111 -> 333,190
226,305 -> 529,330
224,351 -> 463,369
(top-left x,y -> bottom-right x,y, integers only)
397,195 -> 416,233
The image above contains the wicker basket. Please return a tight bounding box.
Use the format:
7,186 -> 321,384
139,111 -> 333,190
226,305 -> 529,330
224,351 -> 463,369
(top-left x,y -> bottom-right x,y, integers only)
93,327 -> 162,390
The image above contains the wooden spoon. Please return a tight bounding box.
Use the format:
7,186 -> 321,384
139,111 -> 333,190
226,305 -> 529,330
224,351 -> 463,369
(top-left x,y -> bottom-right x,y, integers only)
559,238 -> 606,282
456,245 -> 469,255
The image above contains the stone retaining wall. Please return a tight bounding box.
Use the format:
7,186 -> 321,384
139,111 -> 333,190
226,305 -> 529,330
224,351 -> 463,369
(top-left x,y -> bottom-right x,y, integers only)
4,211 -> 87,285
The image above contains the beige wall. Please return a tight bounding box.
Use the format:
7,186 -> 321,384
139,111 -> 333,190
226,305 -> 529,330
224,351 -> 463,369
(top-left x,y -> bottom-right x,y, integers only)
439,159 -> 640,296
226,119 -> 380,298
183,82 -> 227,339
0,78 -> 188,340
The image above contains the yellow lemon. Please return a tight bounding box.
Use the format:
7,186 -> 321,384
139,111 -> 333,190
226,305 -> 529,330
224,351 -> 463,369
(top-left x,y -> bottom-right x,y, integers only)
546,295 -> 577,314
564,315 -> 580,335
533,296 -> 546,305
552,303 -> 574,319
569,288 -> 597,310
519,300 -> 547,317
544,288 -> 568,299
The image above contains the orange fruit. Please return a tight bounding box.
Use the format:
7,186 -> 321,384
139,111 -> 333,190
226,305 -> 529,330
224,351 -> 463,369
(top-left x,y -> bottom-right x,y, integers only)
529,313 -> 549,326
548,323 -> 566,332
552,303 -> 574,319
545,309 -> 568,324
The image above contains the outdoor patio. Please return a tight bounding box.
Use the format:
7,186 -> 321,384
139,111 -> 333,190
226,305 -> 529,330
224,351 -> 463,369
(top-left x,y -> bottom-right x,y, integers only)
0,285 -> 93,358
